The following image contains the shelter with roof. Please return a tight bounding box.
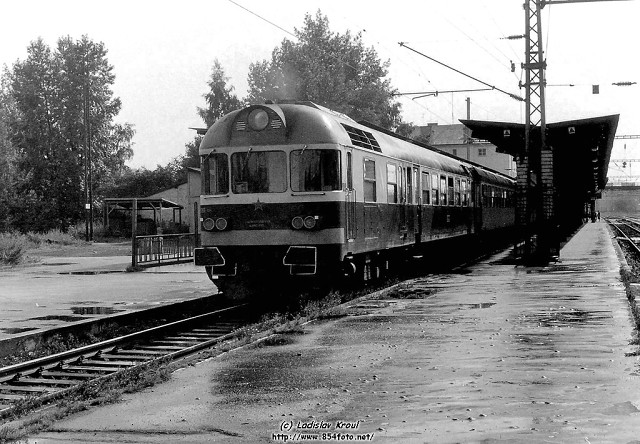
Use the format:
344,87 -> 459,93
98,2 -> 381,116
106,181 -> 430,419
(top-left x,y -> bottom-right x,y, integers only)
102,198 -> 185,236
461,114 -> 618,258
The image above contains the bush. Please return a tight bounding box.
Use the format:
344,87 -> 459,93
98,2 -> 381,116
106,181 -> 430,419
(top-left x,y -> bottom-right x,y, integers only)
27,229 -> 80,246
0,232 -> 28,265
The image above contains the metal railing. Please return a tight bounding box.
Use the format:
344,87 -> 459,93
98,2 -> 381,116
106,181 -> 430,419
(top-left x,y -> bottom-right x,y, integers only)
133,233 -> 195,267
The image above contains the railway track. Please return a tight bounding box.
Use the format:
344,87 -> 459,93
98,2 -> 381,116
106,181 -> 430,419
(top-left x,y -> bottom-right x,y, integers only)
606,217 -> 640,256
0,303 -> 248,419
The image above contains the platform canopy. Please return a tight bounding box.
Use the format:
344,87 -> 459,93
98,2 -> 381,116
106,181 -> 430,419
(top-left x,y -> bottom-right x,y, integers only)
461,115 -> 619,245
460,115 -> 619,199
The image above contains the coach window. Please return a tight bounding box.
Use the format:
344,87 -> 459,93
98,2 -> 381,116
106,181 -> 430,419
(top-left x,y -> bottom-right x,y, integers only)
461,179 -> 468,206
203,152 -> 229,195
412,168 -> 420,204
387,163 -> 398,203
440,175 -> 447,206
447,177 -> 455,206
291,149 -> 341,192
364,158 -> 377,202
432,174 -> 439,205
421,172 -> 430,205
231,151 -> 286,193
454,178 -> 461,206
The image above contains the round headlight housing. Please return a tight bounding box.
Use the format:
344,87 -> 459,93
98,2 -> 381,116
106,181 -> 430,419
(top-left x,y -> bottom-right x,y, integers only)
303,216 -> 317,229
248,108 -> 269,131
291,216 -> 304,230
215,217 -> 228,231
202,218 -> 215,231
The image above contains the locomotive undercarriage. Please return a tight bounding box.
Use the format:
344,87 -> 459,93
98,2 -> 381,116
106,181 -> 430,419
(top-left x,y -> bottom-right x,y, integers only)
203,245 -> 344,300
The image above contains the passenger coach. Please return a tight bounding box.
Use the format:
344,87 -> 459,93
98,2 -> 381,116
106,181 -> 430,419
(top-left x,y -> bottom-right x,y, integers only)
194,101 -> 515,296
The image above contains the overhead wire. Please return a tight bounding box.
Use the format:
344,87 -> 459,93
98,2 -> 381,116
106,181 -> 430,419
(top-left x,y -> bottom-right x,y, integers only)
226,0 -> 358,72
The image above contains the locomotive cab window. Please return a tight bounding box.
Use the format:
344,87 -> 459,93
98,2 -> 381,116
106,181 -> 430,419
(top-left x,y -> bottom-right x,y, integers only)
231,150 -> 286,194
203,152 -> 229,195
290,149 -> 341,192
364,159 -> 377,202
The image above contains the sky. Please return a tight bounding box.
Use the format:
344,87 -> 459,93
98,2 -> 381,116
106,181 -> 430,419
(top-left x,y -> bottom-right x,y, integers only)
1,0 -> 639,179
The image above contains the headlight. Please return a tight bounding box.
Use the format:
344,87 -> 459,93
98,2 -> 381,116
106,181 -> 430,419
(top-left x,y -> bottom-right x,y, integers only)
202,218 -> 215,231
303,216 -> 317,229
215,218 -> 228,231
248,109 -> 269,131
291,216 -> 304,230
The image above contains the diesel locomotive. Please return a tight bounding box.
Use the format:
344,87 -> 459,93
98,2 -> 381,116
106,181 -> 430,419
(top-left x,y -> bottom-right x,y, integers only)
194,101 -> 515,297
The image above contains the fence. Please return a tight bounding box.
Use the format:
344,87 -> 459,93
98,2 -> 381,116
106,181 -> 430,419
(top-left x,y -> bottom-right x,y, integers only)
133,233 -> 195,267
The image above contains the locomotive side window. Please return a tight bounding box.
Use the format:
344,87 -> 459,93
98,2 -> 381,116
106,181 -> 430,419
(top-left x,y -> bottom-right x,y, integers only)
231,151 -> 286,193
290,149 -> 341,192
432,174 -> 439,206
422,172 -> 430,205
346,152 -> 353,190
203,153 -> 229,195
364,158 -> 376,202
387,163 -> 398,203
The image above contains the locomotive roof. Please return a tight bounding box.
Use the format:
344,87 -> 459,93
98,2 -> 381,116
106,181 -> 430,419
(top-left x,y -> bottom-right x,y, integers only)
200,101 -> 514,182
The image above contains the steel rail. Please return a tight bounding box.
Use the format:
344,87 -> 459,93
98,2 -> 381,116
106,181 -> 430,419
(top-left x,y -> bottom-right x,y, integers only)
0,303 -> 248,418
606,218 -> 640,255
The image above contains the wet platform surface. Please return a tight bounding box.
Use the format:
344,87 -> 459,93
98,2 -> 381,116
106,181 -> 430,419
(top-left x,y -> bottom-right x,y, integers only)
27,221 -> 640,443
0,255 -> 215,340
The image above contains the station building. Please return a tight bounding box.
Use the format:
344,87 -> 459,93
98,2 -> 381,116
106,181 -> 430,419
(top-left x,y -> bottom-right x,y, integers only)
410,123 -> 516,178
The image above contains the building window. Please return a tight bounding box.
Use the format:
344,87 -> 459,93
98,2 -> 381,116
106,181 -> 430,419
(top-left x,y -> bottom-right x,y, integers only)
478,148 -> 487,157
452,149 -> 457,157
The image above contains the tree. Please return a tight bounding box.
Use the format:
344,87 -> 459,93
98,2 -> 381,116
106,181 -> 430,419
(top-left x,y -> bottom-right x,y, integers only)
0,69 -> 20,231
8,36 -> 134,232
177,60 -> 243,174
246,11 -> 403,130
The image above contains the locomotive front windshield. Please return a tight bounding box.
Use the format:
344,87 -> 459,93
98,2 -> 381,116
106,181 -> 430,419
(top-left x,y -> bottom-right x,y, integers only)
231,150 -> 286,193
203,153 -> 229,195
290,149 -> 341,192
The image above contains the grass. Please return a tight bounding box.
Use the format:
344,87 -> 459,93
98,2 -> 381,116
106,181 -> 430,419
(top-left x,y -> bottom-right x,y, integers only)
0,230 -> 87,266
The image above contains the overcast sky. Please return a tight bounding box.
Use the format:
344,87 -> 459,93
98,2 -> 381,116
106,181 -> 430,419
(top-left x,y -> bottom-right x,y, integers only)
1,0 -> 639,177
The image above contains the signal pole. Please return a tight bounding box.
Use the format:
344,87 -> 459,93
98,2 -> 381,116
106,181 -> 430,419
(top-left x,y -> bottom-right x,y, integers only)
520,0 -> 629,261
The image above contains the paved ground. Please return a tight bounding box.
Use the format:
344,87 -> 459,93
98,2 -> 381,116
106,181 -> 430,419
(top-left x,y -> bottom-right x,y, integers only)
0,253 -> 216,340
23,221 -> 640,443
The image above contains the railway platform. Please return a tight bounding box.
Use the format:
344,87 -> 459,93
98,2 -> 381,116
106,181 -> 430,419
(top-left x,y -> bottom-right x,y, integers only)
0,252 -> 215,342
25,221 -> 640,443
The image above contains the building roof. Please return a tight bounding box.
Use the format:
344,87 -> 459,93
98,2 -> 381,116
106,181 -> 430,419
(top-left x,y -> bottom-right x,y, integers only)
103,197 -> 183,210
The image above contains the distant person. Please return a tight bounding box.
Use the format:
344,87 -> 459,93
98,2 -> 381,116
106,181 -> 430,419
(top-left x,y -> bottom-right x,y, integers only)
597,211 -> 601,221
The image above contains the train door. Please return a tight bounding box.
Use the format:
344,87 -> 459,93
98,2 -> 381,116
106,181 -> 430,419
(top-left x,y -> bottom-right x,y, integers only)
345,151 -> 357,240
405,166 -> 418,241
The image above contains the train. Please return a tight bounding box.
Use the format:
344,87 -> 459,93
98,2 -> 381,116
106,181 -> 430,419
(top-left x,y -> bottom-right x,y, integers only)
194,101 -> 516,297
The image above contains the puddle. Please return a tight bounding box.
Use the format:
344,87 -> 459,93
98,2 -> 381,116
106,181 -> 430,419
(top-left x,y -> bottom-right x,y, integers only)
521,309 -> 610,327
466,302 -> 496,309
71,306 -> 125,315
387,285 -> 438,299
28,315 -> 85,322
43,262 -> 76,266
1,327 -> 38,334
